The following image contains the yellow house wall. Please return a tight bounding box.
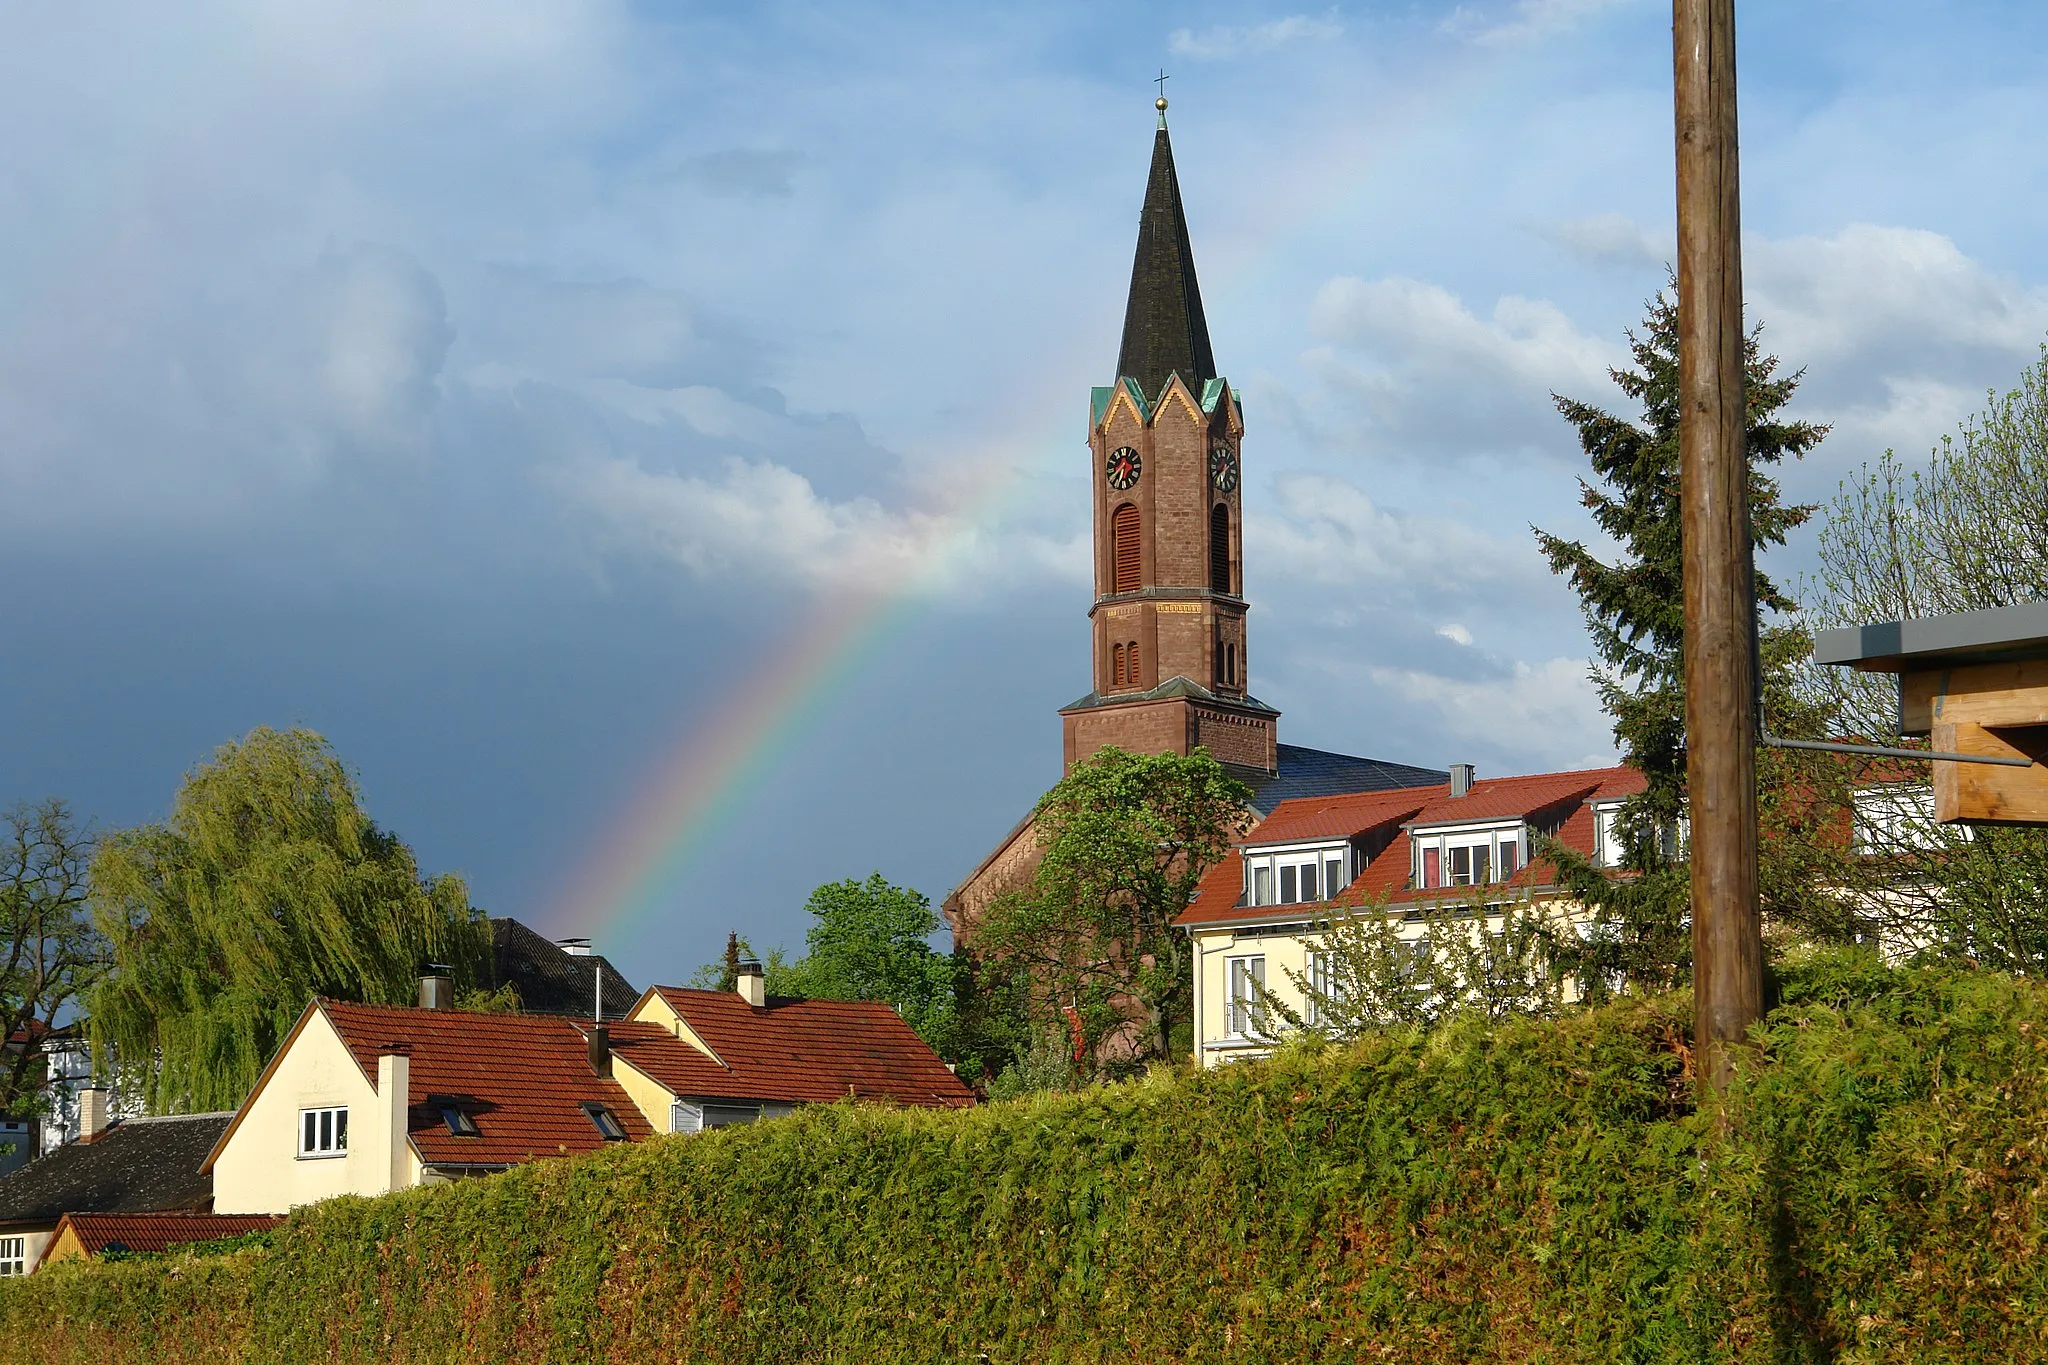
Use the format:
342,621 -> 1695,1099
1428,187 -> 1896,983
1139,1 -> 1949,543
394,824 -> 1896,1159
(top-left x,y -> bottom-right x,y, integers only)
626,995 -> 722,1063
210,1011 -> 402,1214
1191,897 -> 1593,1067
610,1056 -> 679,1134
10,1225 -> 55,1275
37,1224 -> 84,1270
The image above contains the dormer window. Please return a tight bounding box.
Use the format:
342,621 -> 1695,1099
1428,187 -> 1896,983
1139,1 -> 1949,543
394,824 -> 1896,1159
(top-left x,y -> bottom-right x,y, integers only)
1411,824 -> 1523,890
1242,844 -> 1350,907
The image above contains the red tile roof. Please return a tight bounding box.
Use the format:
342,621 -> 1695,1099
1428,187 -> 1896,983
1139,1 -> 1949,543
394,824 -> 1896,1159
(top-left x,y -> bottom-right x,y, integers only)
55,1212 -> 280,1258
642,989 -> 976,1108
320,1001 -> 657,1166
1237,789 -> 1429,847
1176,765 -> 1644,928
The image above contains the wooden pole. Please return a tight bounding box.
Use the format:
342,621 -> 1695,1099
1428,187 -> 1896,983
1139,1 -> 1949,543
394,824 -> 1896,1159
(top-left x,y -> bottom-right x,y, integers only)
1674,0 -> 1761,1094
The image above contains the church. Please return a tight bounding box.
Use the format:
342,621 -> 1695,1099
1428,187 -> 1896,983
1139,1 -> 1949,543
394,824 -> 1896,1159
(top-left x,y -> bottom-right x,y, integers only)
943,101 -> 1446,940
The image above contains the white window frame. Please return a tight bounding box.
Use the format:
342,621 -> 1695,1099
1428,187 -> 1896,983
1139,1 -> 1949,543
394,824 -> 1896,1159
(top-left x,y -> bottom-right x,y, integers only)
1411,823 -> 1525,889
297,1105 -> 349,1159
1242,842 -> 1350,907
0,1234 -> 25,1276
1852,784 -> 1950,854
1306,949 -> 1344,1026
1225,954 -> 1268,1038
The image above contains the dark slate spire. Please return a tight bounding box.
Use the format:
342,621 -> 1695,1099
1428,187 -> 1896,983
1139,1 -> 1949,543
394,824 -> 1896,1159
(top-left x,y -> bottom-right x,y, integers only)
1116,114 -> 1216,404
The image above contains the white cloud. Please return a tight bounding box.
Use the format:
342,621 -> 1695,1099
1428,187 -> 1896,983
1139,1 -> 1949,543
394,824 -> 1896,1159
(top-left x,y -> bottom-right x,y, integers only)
1438,623 -> 1473,646
1744,225 -> 2048,461
1442,0 -> 1635,47
1535,213 -> 1670,269
1295,275 -> 1623,460
1167,13 -> 1342,61
1252,471 -> 1530,594
1365,655 -> 1614,772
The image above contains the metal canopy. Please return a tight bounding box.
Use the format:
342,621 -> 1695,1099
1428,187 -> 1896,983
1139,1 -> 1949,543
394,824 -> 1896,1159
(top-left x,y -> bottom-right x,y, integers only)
1812,601 -> 2048,673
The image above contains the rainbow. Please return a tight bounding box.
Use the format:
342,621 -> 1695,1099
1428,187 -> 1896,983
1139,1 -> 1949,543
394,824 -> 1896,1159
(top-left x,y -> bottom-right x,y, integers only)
541,441 -> 1037,959
542,37 -> 1533,964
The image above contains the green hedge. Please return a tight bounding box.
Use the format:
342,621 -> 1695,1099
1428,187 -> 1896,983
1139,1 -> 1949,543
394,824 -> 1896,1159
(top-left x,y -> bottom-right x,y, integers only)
7,957 -> 2048,1362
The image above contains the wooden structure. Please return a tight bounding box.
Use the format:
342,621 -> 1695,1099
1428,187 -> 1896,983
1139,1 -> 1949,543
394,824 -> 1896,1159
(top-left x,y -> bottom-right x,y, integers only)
1674,0 -> 1760,1093
1815,602 -> 2048,825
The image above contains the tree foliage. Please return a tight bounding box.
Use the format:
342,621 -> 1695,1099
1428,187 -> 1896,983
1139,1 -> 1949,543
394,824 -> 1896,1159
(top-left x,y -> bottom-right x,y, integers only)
977,747 -> 1251,1068
1268,897 -> 1565,1039
1532,286 -> 1837,993
1811,345 -> 2048,969
774,874 -> 957,1054
0,799 -> 100,1122
88,727 -> 488,1113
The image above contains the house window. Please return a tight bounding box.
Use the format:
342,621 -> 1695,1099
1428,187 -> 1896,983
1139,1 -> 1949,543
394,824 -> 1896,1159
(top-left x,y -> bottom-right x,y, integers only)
582,1103 -> 628,1141
1306,950 -> 1344,1026
1853,784 -> 1947,853
1226,955 -> 1267,1037
1111,504 -> 1142,593
438,1103 -> 479,1138
298,1106 -> 348,1159
1414,827 -> 1522,889
0,1235 -> 25,1276
1244,849 -> 1346,906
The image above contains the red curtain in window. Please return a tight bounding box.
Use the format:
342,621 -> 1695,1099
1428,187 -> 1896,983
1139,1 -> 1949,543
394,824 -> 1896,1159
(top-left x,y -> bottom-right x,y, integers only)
1423,846 -> 1440,889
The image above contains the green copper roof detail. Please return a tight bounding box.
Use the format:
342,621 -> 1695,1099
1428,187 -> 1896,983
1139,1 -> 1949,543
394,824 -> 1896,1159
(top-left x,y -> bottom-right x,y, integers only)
1200,377 -> 1229,413
1091,386 -> 1114,427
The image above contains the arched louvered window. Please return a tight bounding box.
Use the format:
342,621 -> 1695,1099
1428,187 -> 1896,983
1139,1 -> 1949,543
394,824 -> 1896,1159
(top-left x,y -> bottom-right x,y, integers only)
1111,643 -> 1126,688
1127,640 -> 1140,686
1111,504 -> 1142,594
1210,503 -> 1232,595
1226,642 -> 1238,686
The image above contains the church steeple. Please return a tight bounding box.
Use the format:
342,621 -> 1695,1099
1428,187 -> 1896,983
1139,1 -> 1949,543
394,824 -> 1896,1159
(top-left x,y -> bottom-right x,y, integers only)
1063,102 -> 1278,779
1115,109 -> 1216,404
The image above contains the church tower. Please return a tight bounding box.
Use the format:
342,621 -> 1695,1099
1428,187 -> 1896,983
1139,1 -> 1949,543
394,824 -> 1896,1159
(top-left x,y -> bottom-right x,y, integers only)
1059,100 -> 1280,777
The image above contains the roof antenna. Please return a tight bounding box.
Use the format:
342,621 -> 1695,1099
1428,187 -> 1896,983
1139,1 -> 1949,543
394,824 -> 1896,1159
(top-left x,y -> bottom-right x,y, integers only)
594,958 -> 603,1024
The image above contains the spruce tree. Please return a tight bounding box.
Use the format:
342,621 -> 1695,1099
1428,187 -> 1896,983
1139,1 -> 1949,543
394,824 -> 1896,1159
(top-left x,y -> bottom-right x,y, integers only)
1533,286 -> 1828,993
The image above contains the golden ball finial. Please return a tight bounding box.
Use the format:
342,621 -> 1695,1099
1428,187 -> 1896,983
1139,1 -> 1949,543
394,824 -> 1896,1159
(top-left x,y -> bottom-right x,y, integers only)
1156,96 -> 1169,112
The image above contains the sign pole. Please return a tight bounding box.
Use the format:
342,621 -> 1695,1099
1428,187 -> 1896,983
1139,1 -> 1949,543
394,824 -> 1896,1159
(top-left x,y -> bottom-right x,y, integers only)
1675,0 -> 1762,1094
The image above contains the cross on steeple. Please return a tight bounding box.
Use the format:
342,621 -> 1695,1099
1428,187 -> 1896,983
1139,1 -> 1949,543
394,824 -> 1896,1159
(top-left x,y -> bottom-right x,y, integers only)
1154,69 -> 1169,101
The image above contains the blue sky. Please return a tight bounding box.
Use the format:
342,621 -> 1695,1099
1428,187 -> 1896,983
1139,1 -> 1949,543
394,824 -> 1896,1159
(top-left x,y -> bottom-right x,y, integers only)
6,0 -> 2048,977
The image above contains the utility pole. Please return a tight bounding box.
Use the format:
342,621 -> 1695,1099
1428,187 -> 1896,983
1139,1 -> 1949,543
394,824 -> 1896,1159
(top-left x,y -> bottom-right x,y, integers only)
1674,0 -> 1762,1094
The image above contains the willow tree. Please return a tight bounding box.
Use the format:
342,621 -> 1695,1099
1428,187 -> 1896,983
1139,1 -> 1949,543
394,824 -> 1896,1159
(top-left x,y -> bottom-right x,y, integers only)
89,726 -> 488,1113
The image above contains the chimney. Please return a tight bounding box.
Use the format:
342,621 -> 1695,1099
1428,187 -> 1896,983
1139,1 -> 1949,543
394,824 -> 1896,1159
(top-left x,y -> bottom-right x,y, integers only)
735,959 -> 765,1008
375,1054 -> 411,1193
587,1024 -> 612,1076
418,965 -> 453,1011
77,1087 -> 110,1143
1450,763 -> 1476,799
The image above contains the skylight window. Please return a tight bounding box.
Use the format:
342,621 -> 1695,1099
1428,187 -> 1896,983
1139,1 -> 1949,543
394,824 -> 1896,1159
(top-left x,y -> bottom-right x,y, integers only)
439,1104 -> 479,1138
582,1103 -> 628,1141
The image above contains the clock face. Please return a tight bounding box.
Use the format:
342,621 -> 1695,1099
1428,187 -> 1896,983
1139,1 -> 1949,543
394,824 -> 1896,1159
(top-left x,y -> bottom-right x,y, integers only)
1210,445 -> 1239,493
1104,446 -> 1142,491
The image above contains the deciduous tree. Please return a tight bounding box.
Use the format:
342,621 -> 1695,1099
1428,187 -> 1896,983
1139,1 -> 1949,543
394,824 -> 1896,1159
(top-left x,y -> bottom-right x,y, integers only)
0,799 -> 100,1125
1813,345 -> 2048,969
977,747 -> 1251,1067
88,727 -> 487,1113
